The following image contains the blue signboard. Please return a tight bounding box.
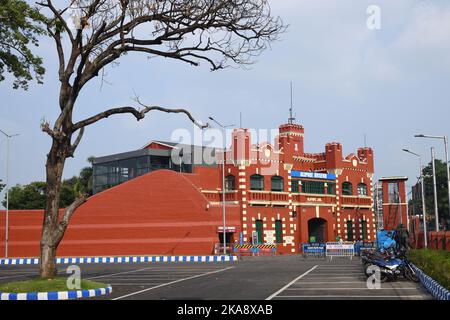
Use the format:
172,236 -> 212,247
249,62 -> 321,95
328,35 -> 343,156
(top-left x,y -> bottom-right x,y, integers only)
291,171 -> 336,180
302,243 -> 326,253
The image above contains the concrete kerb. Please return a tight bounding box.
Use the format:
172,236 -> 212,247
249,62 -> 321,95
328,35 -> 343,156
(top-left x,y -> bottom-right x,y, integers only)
0,255 -> 238,265
0,285 -> 112,300
411,264 -> 450,300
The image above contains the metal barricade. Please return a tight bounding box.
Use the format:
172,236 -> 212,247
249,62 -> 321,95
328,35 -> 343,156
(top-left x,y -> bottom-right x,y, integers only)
301,243 -> 326,259
325,242 -> 355,260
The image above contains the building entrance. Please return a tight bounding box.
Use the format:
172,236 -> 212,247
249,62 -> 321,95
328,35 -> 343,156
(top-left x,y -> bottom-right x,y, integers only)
308,218 -> 327,243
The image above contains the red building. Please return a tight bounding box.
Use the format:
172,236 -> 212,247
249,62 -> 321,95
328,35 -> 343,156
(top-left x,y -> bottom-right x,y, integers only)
0,121 -> 376,257
377,176 -> 409,231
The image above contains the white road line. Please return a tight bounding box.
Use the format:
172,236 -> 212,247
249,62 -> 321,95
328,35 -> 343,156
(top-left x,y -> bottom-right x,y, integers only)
104,278 -> 185,282
86,267 -> 155,280
284,288 -> 419,290
110,283 -> 166,286
105,269 -> 214,278
290,281 -> 365,284
273,295 -> 427,299
308,274 -> 363,279
112,267 -> 234,300
266,265 -> 318,301
308,273 -> 362,276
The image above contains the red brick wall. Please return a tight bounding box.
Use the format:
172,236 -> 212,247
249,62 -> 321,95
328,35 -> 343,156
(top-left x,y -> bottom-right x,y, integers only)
0,170 -> 240,258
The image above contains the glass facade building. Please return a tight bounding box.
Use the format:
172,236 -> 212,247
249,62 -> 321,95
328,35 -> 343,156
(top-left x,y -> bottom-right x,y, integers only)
92,141 -> 218,194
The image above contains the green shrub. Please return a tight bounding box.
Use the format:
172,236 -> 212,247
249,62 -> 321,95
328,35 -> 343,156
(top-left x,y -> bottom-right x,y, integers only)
409,249 -> 450,290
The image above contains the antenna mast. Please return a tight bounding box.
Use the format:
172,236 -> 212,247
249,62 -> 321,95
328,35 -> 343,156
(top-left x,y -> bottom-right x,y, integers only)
288,82 -> 296,124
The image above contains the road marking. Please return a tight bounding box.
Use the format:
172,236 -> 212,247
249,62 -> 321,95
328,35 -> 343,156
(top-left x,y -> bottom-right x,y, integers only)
266,265 -> 318,300
285,287 -> 419,290
112,267 -> 234,300
307,273 -> 362,276
107,283 -> 168,286
290,281 -> 365,284
273,295 -> 428,299
86,267 -> 155,280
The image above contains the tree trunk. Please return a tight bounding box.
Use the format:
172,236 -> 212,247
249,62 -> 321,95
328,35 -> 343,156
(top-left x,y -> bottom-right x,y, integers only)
39,137 -> 69,279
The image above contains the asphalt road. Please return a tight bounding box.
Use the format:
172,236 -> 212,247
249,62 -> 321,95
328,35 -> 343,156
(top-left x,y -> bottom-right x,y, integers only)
0,256 -> 432,300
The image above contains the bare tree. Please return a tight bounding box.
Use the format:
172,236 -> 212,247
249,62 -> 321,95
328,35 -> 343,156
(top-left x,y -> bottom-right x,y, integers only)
35,0 -> 285,278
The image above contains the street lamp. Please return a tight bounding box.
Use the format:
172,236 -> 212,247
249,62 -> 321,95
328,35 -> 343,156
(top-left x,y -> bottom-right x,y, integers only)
0,129 -> 20,258
208,117 -> 235,255
431,147 -> 439,231
403,149 -> 427,248
415,134 -> 450,229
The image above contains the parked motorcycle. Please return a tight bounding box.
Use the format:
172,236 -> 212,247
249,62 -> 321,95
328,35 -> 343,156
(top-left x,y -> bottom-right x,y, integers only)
364,250 -> 419,283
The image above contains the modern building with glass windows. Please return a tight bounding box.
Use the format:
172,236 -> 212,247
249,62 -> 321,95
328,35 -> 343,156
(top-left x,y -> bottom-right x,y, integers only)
92,141 -> 219,194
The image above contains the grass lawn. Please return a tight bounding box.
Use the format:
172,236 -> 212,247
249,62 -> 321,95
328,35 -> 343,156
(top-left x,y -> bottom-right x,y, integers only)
0,277 -> 107,293
409,249 -> 450,290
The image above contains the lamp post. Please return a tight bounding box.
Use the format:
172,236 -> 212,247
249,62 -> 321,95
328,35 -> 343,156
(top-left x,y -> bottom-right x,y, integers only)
0,130 -> 20,258
208,117 -> 234,255
431,147 -> 439,231
415,134 -> 450,229
403,149 -> 427,248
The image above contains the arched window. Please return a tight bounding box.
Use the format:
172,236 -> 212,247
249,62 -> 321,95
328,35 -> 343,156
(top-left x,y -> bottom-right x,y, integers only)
357,183 -> 368,196
250,174 -> 264,191
342,182 -> 353,195
271,176 -> 284,192
225,175 -> 236,191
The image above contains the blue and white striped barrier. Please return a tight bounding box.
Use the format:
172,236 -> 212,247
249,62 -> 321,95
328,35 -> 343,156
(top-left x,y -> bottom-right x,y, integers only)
0,285 -> 112,300
0,255 -> 238,265
412,264 -> 450,300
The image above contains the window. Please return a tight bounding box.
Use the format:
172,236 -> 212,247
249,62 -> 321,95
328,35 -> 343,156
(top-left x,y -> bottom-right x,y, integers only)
292,179 -> 301,193
271,176 -> 284,192
150,155 -> 170,170
275,220 -> 283,244
255,220 -> 264,244
225,175 -> 236,191
361,220 -> 367,240
347,220 -> 354,241
342,182 -> 353,195
137,156 -> 150,176
250,174 -> 264,191
327,182 -> 336,195
357,183 -> 368,196
119,158 -> 137,183
302,180 -> 326,194
388,182 -> 399,203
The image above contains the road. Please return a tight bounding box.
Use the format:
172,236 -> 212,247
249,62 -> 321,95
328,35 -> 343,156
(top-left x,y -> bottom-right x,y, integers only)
0,256 -> 432,300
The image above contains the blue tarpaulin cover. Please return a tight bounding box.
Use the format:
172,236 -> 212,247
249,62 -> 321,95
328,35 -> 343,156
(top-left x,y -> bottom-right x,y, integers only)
377,230 -> 396,249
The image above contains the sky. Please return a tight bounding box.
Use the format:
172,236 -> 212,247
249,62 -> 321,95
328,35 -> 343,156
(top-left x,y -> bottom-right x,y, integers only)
1,0 -> 450,207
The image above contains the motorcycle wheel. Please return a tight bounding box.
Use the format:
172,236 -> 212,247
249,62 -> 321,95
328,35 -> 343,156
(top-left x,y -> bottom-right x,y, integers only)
379,273 -> 389,283
364,264 -> 372,277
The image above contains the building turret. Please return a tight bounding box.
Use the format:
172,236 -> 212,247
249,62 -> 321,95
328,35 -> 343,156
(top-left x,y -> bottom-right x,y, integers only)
231,128 -> 251,164
278,124 -> 305,161
357,147 -> 374,172
325,142 -> 343,169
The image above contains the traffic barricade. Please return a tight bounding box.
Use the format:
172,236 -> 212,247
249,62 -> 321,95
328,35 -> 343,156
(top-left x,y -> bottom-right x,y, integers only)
325,242 -> 355,260
233,244 -> 276,257
354,241 -> 376,256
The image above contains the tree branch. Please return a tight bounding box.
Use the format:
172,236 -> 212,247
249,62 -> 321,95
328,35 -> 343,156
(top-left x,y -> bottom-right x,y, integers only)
54,195 -> 88,245
73,99 -> 208,131
68,127 -> 85,157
